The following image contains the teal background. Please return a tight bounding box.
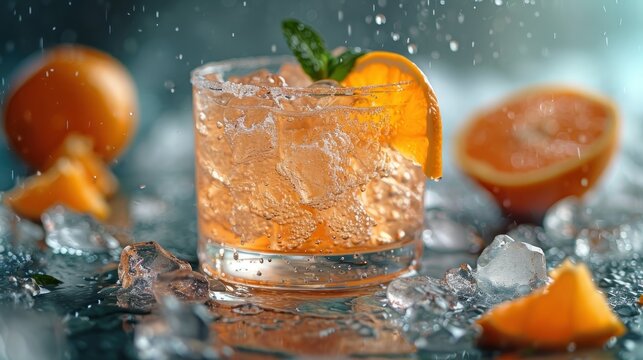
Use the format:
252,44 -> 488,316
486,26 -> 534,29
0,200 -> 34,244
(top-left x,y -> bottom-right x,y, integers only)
1,0 -> 642,190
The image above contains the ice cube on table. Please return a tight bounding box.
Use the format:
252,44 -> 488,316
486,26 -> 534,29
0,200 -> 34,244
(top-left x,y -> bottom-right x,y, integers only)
135,296 -> 222,360
422,210 -> 484,254
118,241 -> 191,290
42,205 -> 120,255
476,235 -> 547,297
152,269 -> 210,303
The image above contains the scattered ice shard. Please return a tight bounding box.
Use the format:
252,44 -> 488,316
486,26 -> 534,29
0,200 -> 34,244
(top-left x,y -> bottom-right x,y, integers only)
387,275 -> 458,311
545,196 -> 643,259
423,210 -> 484,253
424,173 -> 504,240
42,205 -> 120,255
135,296 -> 224,360
0,308 -> 67,360
0,276 -> 40,309
0,205 -> 43,247
444,264 -> 477,298
152,269 -> 210,303
118,241 -> 191,290
476,235 -> 547,296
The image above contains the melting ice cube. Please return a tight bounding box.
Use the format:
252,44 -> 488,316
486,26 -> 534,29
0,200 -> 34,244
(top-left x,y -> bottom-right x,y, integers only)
118,241 -> 191,290
42,206 -> 120,255
476,235 -> 547,296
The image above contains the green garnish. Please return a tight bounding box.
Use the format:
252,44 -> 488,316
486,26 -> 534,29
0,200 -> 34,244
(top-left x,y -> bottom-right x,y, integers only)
281,19 -> 365,82
32,274 -> 63,287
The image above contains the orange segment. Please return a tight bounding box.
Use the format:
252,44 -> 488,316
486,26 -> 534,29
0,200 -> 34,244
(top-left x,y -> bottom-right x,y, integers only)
44,134 -> 119,197
5,157 -> 110,220
477,260 -> 626,351
455,86 -> 619,220
342,51 -> 442,180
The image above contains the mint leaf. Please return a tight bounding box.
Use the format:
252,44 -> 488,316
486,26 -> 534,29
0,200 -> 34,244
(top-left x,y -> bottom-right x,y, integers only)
281,19 -> 331,81
328,50 -> 365,82
32,274 -> 63,287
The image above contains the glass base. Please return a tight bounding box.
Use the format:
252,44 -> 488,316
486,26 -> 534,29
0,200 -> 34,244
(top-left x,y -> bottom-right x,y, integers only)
199,239 -> 422,290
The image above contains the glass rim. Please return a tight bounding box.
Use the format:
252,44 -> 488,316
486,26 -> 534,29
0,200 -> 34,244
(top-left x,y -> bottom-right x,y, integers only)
190,55 -> 413,96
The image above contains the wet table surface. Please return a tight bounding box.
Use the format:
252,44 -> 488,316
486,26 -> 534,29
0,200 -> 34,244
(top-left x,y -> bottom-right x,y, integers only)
2,120 -> 643,359
1,168 -> 638,360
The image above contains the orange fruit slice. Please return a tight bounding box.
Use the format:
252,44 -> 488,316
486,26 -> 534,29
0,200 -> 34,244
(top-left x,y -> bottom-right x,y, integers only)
5,157 -> 110,220
341,51 -> 442,180
477,259 -> 626,351
44,134 -> 119,197
454,86 -> 619,220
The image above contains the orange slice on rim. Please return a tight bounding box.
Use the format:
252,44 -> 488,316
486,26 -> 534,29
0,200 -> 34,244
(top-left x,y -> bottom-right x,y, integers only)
454,86 -> 619,220
342,51 -> 442,180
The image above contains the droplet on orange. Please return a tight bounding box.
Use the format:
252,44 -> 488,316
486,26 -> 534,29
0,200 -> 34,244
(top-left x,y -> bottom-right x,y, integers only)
455,86 -> 619,221
44,134 -> 119,197
477,259 -> 626,351
4,157 -> 110,221
341,51 -> 442,180
3,45 -> 138,169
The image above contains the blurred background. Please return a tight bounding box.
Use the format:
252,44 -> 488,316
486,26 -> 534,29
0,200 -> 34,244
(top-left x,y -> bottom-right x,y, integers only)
1,0 -> 643,190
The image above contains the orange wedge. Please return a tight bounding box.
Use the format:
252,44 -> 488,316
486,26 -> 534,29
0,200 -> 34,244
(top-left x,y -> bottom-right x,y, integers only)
455,86 -> 619,220
477,259 -> 626,351
342,51 -> 442,180
44,134 -> 119,197
5,157 -> 110,220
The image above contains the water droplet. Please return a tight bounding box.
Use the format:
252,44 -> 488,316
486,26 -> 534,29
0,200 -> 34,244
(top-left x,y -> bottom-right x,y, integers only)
494,0 -> 503,5
407,44 -> 417,55
174,26 -> 179,32
581,178 -> 588,187
390,32 -> 400,41
375,14 -> 386,25
449,40 -> 459,52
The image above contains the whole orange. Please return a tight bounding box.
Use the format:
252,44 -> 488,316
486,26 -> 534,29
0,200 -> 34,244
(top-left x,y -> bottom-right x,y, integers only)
3,45 -> 138,169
